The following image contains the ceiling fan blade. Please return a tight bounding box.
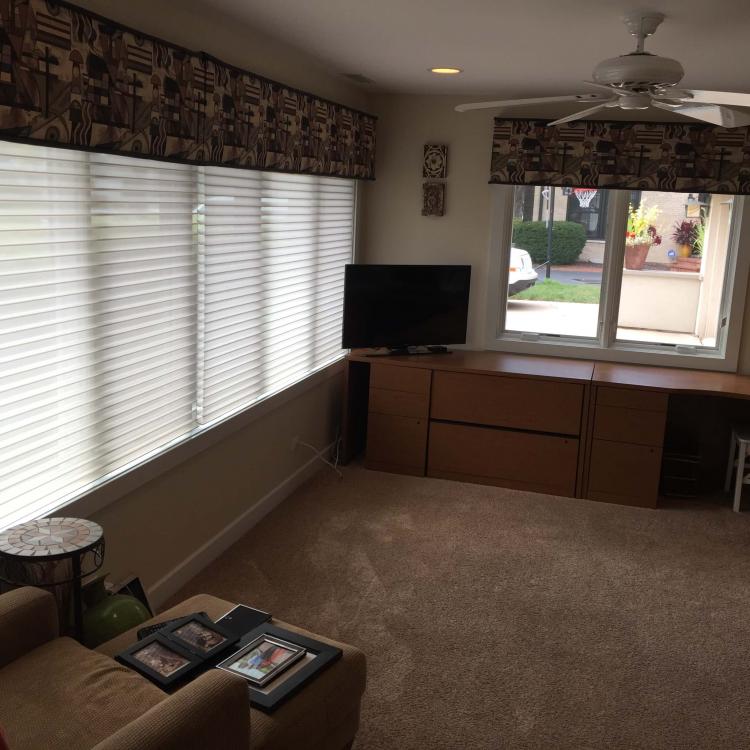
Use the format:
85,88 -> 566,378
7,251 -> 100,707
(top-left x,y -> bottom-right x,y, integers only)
652,100 -> 750,128
547,100 -> 620,127
454,94 -> 607,113
662,89 -> 750,108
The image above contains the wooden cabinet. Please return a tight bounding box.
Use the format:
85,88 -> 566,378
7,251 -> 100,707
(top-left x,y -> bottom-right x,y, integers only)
428,422 -> 579,497
343,350 -> 750,511
585,386 -> 667,508
366,413 -> 428,475
364,364 -> 431,475
588,439 -> 662,508
431,370 -> 584,436
593,405 -> 666,446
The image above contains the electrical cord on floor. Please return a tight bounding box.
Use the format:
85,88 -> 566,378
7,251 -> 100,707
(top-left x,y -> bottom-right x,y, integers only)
298,438 -> 344,479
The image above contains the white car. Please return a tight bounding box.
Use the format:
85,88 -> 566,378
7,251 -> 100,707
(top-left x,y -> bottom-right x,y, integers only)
508,246 -> 538,296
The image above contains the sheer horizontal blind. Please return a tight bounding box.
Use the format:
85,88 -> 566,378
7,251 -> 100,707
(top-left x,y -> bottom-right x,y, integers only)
198,169 -> 354,422
0,142 -> 354,530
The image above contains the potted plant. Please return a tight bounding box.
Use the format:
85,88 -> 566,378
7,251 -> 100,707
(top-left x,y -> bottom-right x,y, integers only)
671,220 -> 698,258
625,201 -> 662,270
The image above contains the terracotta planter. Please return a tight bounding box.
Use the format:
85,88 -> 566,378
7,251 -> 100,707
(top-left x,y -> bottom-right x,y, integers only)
674,257 -> 701,273
677,243 -> 692,258
624,242 -> 650,270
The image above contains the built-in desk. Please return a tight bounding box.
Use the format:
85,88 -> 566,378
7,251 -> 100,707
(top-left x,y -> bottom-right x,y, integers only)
342,350 -> 750,508
593,361 -> 750,399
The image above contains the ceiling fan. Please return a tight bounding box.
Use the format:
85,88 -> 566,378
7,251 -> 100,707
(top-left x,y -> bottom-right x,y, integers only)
455,11 -> 750,128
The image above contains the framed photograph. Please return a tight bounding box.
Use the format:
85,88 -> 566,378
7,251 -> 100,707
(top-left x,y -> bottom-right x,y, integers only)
117,634 -> 200,688
161,613 -> 237,659
222,624 -> 342,712
218,634 -> 306,687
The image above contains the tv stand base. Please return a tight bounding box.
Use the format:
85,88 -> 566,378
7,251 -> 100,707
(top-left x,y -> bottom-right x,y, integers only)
364,346 -> 453,357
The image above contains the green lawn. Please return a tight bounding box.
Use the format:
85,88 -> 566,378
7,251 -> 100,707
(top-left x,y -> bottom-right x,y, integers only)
514,279 -> 601,304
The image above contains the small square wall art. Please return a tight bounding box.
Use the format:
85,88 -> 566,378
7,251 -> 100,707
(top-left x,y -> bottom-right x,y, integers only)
423,144 -> 448,179
422,182 -> 445,216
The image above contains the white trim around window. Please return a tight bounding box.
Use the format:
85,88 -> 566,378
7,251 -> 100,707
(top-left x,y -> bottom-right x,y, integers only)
485,185 -> 750,372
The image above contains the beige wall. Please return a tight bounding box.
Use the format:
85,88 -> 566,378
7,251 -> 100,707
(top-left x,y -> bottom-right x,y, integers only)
90,370 -> 343,599
359,95 -> 496,347
57,1 -> 365,599
360,94 -> 750,371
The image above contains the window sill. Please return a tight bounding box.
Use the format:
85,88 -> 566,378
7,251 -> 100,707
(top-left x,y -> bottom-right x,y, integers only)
486,335 -> 735,372
622,268 -> 701,280
62,358 -> 346,522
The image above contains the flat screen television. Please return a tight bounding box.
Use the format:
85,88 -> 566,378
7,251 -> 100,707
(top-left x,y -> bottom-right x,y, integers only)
342,264 -> 471,349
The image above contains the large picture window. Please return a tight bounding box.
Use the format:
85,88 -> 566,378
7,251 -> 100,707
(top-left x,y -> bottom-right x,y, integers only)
490,184 -> 749,367
0,142 -> 355,530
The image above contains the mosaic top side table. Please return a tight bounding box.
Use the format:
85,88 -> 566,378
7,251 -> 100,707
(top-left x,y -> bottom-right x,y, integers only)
0,517 -> 105,640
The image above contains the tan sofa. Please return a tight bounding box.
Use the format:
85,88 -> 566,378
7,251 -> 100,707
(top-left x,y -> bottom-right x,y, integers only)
0,587 -> 366,750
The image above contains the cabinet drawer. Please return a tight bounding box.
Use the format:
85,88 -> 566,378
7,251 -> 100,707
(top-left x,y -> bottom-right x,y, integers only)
588,439 -> 661,508
370,363 -> 431,395
597,386 -> 667,413
431,371 -> 583,436
593,405 -> 666,447
427,422 -> 579,497
369,387 -> 429,418
365,412 -> 428,475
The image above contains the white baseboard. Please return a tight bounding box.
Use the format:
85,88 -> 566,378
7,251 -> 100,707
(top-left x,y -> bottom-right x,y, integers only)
147,442 -> 334,609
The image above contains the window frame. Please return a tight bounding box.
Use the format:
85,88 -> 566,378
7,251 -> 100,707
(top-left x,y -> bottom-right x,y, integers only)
485,185 -> 750,372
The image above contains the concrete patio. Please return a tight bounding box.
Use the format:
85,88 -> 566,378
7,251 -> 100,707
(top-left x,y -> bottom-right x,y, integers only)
506,299 -> 716,346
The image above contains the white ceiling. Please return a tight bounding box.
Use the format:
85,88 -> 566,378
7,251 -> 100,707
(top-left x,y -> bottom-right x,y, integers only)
202,0 -> 750,98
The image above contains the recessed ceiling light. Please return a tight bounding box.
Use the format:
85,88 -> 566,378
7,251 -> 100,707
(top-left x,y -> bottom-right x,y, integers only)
430,67 -> 462,75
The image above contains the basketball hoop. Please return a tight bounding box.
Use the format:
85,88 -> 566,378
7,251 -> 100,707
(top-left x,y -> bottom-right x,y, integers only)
573,188 -> 598,208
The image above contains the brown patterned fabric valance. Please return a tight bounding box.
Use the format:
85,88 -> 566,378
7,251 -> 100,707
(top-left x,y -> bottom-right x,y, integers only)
0,0 -> 376,179
490,118 -> 750,194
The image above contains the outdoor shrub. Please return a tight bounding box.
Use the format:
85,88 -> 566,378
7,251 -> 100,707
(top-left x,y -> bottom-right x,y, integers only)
512,221 -> 587,265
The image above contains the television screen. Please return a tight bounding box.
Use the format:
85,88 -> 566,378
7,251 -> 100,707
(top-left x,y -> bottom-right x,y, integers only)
342,264 -> 471,349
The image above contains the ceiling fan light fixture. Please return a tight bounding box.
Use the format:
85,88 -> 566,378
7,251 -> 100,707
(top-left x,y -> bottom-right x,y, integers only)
618,93 -> 652,110
592,54 -> 684,88
455,13 -> 750,128
430,67 -> 462,75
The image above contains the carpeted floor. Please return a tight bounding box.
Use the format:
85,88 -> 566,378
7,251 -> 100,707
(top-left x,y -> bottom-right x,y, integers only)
171,465 -> 750,749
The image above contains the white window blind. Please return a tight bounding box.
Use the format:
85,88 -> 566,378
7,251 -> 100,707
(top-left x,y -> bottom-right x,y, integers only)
0,142 -> 354,531
198,169 -> 354,423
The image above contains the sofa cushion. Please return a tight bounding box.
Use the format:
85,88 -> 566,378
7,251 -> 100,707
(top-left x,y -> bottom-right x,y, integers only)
0,636 -> 164,750
98,594 -> 367,750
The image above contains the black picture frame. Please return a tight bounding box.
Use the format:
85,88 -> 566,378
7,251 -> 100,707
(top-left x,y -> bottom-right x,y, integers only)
227,624 -> 342,712
216,604 -> 272,639
160,613 -> 238,660
117,633 -> 202,688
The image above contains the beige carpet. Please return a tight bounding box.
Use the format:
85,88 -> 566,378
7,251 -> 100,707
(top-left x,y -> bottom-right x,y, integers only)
171,465 -> 750,749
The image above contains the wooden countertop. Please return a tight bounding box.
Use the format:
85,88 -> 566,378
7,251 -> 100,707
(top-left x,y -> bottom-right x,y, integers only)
349,349 -> 750,398
592,361 -> 750,399
348,350 -> 595,383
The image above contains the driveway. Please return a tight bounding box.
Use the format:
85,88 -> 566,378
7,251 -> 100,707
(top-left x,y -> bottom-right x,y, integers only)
534,265 -> 603,286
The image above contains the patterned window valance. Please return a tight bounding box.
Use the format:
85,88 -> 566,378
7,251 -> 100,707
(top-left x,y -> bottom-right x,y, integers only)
0,0 -> 376,180
489,118 -> 750,194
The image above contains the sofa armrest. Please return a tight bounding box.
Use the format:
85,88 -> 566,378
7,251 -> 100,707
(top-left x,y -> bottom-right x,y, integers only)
0,587 -> 58,669
92,669 -> 250,750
